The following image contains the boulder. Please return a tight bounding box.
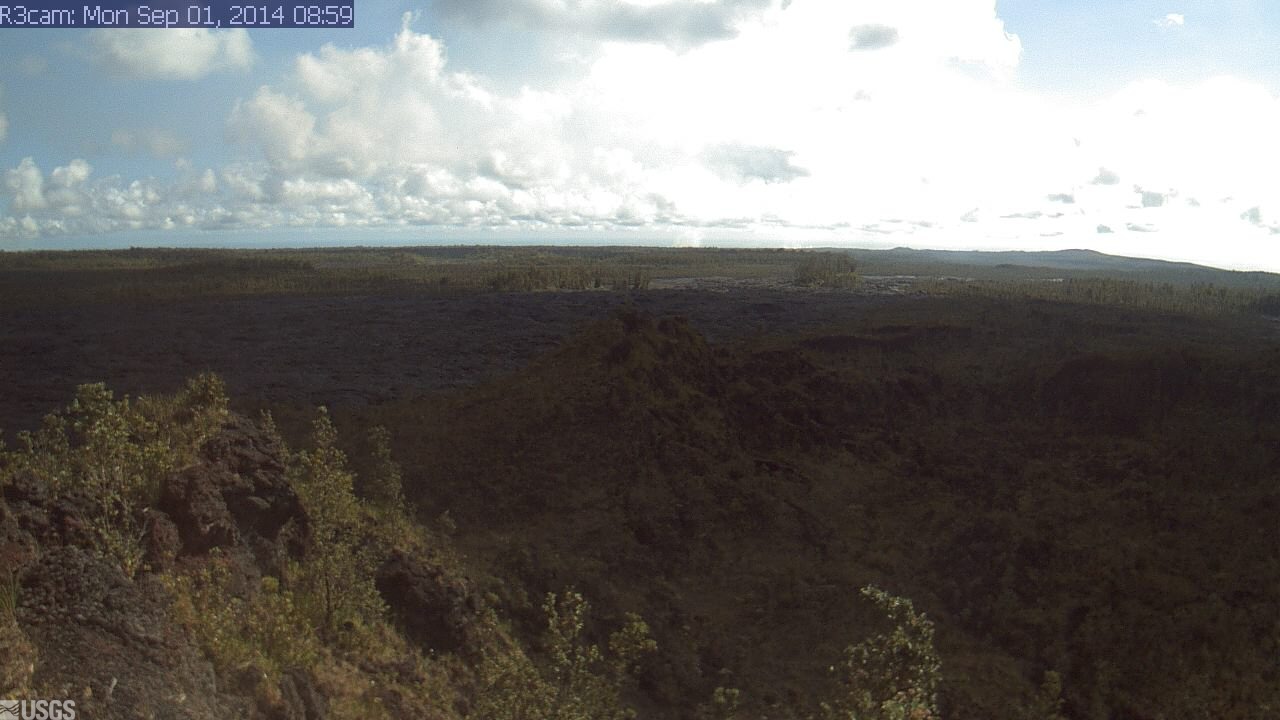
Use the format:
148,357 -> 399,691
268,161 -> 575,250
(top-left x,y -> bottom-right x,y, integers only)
18,546 -> 247,719
375,550 -> 481,655
159,415 -> 307,571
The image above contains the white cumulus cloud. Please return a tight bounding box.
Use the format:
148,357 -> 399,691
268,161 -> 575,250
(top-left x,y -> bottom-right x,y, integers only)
90,28 -> 254,79
433,0 -> 775,50
7,1 -> 1280,270
1156,13 -> 1185,28
1,156 -> 229,237
5,158 -> 47,212
228,88 -> 317,166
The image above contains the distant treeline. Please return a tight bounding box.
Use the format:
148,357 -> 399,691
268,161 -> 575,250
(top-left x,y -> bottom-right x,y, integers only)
0,246 -> 808,306
917,276 -> 1280,317
3,246 -> 1280,319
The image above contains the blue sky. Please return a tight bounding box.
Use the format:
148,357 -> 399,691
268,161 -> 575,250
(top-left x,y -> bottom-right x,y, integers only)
3,0 -> 1280,270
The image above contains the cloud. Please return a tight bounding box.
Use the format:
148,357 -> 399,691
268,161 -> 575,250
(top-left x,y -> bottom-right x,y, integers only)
703,144 -> 809,184
1096,224 -> 1113,234
11,4 -> 1280,270
850,24 -> 900,51
1092,168 -> 1121,185
1156,13 -> 1185,28
0,112 -> 6,144
5,158 -> 47,212
599,0 -> 773,48
1085,78 -> 1280,204
1241,206 -> 1263,225
1138,189 -> 1166,207
90,28 -> 254,79
433,0 -> 773,50
1127,222 -> 1158,232
0,3 -> 1035,241
111,129 -> 187,158
0,156 -> 232,236
218,14 -> 692,229
228,88 -> 317,166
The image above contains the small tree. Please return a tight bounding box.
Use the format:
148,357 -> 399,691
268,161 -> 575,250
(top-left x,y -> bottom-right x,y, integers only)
474,590 -> 656,720
164,551 -> 319,679
818,586 -> 941,720
795,253 -> 859,289
287,408 -> 384,639
1027,671 -> 1069,720
697,686 -> 743,720
364,425 -> 403,509
2,376 -> 228,577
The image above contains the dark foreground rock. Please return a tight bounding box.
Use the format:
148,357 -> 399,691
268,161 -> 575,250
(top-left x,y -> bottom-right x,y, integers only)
376,549 -> 483,656
18,545 -> 239,719
159,414 -> 308,573
0,416 -> 331,719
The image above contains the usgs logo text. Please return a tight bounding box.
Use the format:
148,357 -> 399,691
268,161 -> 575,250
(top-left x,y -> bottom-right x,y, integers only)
0,700 -> 76,720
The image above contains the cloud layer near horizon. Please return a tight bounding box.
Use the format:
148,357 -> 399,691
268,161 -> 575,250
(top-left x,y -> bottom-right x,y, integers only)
3,0 -> 1280,269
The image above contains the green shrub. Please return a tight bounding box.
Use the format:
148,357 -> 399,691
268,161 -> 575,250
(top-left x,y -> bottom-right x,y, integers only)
165,553 -> 319,679
817,586 -> 941,720
919,276 -> 1274,317
1027,671 -> 1068,720
286,408 -> 385,640
697,686 -> 742,720
0,571 -> 18,626
136,372 -> 230,461
363,426 -> 403,510
1252,292 -> 1280,316
473,590 -> 656,720
1,375 -> 228,577
796,253 -> 860,288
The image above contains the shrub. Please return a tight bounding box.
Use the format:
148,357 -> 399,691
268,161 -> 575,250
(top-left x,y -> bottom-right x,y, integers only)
1252,292 -> 1280,316
363,426 -> 403,510
817,586 -> 941,720
473,590 -> 656,720
0,571 -> 17,626
697,686 -> 743,720
1027,671 -> 1068,720
164,552 -> 319,679
136,372 -> 230,462
0,620 -> 37,699
796,253 -> 859,288
1,375 -> 228,577
286,408 -> 385,640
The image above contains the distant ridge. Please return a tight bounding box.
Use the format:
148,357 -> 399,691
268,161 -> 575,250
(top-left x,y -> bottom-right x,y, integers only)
870,247 -> 1212,272
833,247 -> 1280,288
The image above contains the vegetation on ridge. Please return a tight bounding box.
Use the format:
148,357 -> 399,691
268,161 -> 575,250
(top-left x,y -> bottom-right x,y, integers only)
0,372 -> 958,719
2,245 -> 1279,718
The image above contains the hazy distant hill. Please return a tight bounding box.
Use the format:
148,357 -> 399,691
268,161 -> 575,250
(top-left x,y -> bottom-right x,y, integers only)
840,246 -> 1280,289
875,247 -> 1203,272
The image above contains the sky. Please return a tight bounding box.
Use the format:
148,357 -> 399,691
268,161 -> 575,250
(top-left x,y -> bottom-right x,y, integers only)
3,0 -> 1280,270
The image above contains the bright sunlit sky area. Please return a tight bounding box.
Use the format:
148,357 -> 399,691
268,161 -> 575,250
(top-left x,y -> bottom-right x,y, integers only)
3,0 -> 1280,270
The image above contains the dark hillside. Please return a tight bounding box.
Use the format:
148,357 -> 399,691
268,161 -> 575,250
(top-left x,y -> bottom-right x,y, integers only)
3,245 -> 1279,718
348,297 -> 1280,719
